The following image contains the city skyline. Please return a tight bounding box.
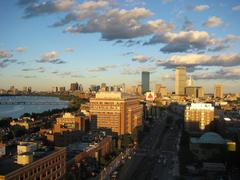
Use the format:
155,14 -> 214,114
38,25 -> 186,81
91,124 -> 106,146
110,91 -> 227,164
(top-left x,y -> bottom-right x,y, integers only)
1,0 -> 240,93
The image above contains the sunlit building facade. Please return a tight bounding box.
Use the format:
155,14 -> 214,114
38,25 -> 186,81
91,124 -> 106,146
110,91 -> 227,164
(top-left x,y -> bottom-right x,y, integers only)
185,86 -> 204,98
175,66 -> 186,95
90,92 -> 143,135
54,113 -> 86,132
185,103 -> 214,131
214,84 -> 224,98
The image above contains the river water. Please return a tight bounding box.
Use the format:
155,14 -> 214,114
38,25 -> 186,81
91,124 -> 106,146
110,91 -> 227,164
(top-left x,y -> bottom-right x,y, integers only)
0,96 -> 69,119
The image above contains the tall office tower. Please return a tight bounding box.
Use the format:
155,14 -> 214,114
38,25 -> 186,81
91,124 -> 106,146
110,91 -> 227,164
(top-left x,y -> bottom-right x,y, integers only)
142,71 -> 150,94
175,66 -> 187,95
185,103 -> 214,131
100,83 -> 107,92
79,84 -> 83,92
185,86 -> 205,98
59,87 -> 66,93
70,82 -> 79,91
137,84 -> 142,95
90,92 -> 143,135
214,84 -> 224,98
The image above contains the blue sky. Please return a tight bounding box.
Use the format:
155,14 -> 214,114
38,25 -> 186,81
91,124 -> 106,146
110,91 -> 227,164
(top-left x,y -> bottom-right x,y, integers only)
0,0 -> 240,93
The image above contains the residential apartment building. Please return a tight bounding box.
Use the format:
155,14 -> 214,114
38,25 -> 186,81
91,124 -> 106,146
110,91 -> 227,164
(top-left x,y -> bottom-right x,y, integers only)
185,103 -> 215,131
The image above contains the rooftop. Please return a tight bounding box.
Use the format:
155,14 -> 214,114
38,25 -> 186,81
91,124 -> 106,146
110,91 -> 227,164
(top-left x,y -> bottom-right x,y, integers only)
95,91 -> 136,100
191,132 -> 226,145
0,145 -> 57,175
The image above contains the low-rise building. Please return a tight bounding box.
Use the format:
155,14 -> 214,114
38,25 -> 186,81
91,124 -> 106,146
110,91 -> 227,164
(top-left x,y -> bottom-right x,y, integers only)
10,117 -> 42,131
190,132 -> 227,161
70,136 -> 112,163
0,146 -> 66,180
54,113 -> 87,133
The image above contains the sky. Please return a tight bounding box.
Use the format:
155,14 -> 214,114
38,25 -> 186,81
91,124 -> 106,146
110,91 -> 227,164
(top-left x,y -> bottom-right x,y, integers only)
0,0 -> 240,93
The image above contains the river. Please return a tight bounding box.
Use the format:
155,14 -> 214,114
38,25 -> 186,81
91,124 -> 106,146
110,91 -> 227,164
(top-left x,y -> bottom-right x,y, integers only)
0,96 -> 69,119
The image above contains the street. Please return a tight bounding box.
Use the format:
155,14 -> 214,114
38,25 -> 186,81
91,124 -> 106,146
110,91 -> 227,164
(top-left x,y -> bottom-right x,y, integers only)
117,110 -> 182,180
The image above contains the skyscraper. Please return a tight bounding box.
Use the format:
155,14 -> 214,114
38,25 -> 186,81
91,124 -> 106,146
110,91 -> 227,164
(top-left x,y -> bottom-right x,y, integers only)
175,66 -> 186,95
214,84 -> 224,98
142,71 -> 150,94
70,82 -> 79,91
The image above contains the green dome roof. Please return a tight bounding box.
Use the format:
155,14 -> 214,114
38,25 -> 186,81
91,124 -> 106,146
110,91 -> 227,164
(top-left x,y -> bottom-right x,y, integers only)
198,132 -> 225,144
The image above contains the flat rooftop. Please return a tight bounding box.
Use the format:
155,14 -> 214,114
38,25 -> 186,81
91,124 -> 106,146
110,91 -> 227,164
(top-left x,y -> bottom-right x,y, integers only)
0,146 -> 56,175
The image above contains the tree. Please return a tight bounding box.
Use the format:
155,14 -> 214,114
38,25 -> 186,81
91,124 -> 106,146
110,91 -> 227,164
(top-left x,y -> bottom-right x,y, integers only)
119,134 -> 133,149
132,126 -> 144,144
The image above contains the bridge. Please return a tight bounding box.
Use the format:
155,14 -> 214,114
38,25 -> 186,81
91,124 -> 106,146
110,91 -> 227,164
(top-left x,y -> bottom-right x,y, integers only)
0,101 -> 69,105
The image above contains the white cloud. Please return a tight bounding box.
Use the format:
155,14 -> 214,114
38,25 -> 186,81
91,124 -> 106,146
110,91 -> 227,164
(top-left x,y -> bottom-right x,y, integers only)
36,51 -> 66,64
88,65 -> 117,72
65,8 -> 175,40
193,5 -> 209,11
77,0 -> 109,11
55,0 -> 75,11
121,65 -> 157,75
16,47 -> 27,52
132,55 -> 152,63
232,5 -> 240,11
156,53 -> 240,68
193,67 -> 240,80
20,0 -> 75,18
42,51 -> 59,60
145,31 -> 216,53
0,50 -> 12,59
65,48 -> 74,52
203,16 -> 223,28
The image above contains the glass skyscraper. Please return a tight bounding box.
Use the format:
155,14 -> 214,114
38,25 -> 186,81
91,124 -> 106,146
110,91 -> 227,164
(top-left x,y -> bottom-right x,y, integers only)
142,71 -> 150,94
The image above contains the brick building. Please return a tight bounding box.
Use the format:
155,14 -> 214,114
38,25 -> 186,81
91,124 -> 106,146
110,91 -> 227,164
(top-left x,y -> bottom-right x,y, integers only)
90,92 -> 143,135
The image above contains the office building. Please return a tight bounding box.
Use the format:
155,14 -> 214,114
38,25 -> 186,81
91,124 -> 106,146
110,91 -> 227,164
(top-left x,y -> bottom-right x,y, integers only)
185,103 -> 214,131
90,91 -> 143,135
70,82 -> 79,91
214,84 -> 224,98
154,84 -> 168,97
185,86 -> 204,98
59,87 -> 66,93
22,87 -> 31,94
90,85 -> 100,92
142,71 -> 150,94
99,83 -> 107,92
175,66 -> 186,95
